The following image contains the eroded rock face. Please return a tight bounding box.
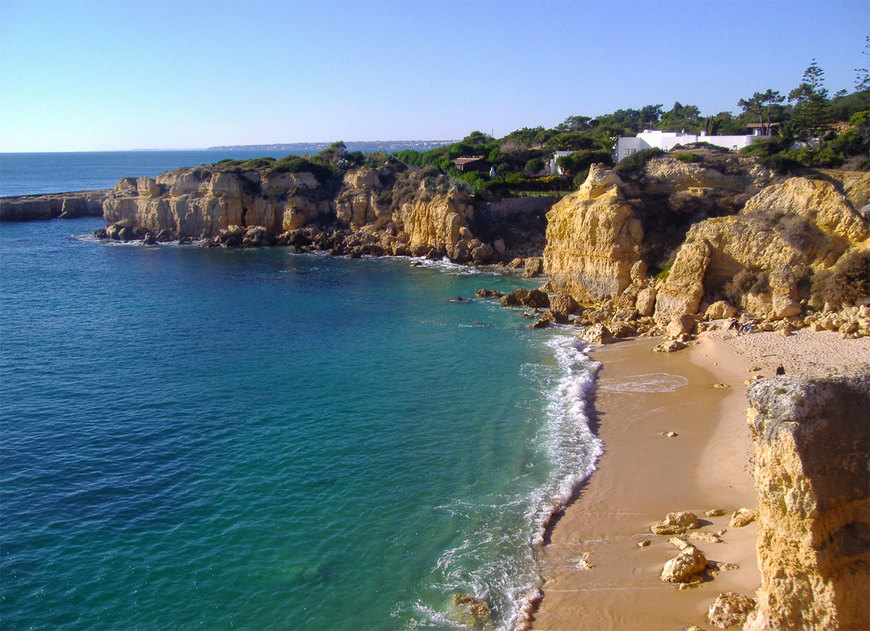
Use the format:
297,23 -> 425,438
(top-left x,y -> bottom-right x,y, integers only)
543,165 -> 644,303
393,189 -> 474,260
744,364 -> 870,631
1,190 -> 108,222
655,173 -> 870,323
101,166 -> 494,264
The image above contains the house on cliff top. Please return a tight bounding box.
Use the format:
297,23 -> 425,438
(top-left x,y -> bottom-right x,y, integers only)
615,128 -> 770,162
451,156 -> 492,173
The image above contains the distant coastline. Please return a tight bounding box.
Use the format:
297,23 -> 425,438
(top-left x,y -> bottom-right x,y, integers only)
205,140 -> 455,153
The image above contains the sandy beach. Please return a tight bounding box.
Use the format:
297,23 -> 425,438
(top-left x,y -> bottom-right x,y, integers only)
529,326 -> 870,630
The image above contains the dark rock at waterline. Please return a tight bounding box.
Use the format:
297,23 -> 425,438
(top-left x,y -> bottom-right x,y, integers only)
102,222 -> 146,242
450,593 -> 492,629
475,288 -> 504,298
500,288 -> 550,309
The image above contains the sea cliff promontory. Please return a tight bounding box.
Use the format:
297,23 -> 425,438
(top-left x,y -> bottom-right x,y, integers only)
100,162 -> 505,264
0,190 -> 108,222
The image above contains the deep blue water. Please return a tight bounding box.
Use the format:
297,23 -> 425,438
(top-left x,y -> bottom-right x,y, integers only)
0,151 -> 293,197
0,217 -> 601,630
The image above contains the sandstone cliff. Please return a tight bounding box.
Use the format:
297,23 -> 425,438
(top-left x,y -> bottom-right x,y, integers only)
101,163 -> 495,263
543,149 -> 870,328
744,365 -> 870,631
543,165 -> 644,304
1,190 -> 108,222
656,172 -> 870,323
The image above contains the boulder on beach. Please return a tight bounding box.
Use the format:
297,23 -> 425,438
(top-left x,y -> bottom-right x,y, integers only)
650,511 -> 699,535
729,508 -> 757,528
579,323 -> 613,345
660,544 -> 708,583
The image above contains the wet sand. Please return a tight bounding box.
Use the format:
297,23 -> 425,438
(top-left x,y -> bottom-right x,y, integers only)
529,335 -> 761,630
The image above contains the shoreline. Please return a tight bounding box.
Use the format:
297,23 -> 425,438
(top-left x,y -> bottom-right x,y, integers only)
528,327 -> 870,629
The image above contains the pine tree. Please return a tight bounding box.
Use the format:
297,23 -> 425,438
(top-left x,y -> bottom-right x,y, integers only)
789,60 -> 830,144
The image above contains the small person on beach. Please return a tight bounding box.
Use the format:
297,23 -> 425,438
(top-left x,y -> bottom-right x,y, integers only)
776,365 -> 785,375
728,317 -> 740,332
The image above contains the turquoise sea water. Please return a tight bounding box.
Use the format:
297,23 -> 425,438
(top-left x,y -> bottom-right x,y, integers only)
0,217 -> 601,629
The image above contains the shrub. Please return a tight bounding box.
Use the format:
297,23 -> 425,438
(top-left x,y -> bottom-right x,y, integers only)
614,148 -> 665,174
239,157 -> 276,169
654,260 -> 673,282
267,156 -> 336,183
421,164 -> 442,177
723,268 -> 758,304
750,273 -> 771,295
741,136 -> 788,157
557,150 -> 613,174
525,157 -> 545,174
830,130 -> 870,156
674,152 -> 702,163
811,250 -> 870,309
758,152 -> 801,174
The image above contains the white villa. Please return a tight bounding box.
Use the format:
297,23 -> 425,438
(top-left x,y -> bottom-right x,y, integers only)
614,128 -> 769,163
547,151 -> 574,175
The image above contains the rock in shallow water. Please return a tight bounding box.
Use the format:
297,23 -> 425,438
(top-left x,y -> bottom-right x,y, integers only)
450,593 -> 491,629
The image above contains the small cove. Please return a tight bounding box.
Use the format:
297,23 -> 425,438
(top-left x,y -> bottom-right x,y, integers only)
0,217 -> 600,630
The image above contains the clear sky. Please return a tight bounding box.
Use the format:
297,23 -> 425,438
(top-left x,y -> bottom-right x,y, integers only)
1,0 -> 867,151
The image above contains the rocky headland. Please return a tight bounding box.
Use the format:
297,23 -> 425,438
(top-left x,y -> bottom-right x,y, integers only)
97,162 -> 549,264
0,190 -> 108,222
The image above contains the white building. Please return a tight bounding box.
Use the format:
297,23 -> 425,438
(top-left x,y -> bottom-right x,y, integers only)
548,151 -> 574,175
614,129 -> 764,163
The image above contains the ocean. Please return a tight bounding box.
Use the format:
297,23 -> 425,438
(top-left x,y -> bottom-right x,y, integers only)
1,151 -> 296,197
0,146 -> 445,198
0,154 -> 601,630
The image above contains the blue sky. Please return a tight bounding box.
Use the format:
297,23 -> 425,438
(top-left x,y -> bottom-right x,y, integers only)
1,0 -> 867,151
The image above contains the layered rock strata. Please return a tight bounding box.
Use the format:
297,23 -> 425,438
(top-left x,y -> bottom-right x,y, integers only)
744,365 -> 870,631
1,190 -> 109,222
100,166 -> 497,264
543,165 -> 644,304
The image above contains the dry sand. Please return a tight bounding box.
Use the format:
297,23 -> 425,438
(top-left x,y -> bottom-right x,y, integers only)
529,327 -> 869,630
